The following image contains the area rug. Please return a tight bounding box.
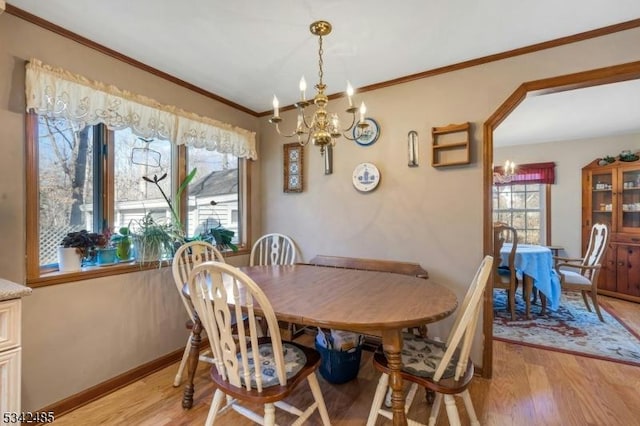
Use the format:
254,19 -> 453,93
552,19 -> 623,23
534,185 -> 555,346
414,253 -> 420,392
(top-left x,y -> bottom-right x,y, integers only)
493,290 -> 640,366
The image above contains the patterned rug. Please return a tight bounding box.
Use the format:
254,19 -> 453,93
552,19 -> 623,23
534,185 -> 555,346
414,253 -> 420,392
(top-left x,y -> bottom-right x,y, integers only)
493,289 -> 640,366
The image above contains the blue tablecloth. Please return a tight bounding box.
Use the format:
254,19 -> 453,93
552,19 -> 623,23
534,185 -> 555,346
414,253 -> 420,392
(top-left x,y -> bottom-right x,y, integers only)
500,243 -> 561,310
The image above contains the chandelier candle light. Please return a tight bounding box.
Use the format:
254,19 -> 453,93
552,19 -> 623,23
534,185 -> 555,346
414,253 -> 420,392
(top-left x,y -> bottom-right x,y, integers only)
269,20 -> 369,155
493,160 -> 516,184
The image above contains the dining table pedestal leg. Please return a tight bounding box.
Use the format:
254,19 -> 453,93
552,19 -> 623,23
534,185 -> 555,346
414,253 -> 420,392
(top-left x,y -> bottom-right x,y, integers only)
182,314 -> 203,409
382,329 -> 407,426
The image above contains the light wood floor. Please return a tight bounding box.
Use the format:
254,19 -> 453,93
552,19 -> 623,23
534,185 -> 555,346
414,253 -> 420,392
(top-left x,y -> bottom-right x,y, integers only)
54,296 -> 640,425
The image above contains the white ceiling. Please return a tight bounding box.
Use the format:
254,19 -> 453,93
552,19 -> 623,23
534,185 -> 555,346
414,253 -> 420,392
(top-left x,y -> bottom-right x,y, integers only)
7,0 -> 640,141
494,80 -> 640,147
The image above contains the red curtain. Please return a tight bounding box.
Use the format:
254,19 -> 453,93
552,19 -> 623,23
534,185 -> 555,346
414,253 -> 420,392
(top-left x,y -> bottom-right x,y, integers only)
494,161 -> 555,185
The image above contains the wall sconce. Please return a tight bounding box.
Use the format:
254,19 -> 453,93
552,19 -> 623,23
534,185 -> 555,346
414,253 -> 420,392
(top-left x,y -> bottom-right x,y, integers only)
408,131 -> 419,167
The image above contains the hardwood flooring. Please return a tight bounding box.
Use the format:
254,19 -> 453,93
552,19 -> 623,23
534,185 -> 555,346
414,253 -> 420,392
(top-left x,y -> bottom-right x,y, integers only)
54,296 -> 640,425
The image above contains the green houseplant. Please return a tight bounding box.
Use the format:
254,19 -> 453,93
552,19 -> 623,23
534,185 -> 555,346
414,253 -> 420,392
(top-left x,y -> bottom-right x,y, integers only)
130,213 -> 177,263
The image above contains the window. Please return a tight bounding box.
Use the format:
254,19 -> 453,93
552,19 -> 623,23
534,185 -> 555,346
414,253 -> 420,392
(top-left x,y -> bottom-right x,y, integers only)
25,59 -> 257,284
493,183 -> 548,244
27,114 -> 250,281
492,162 -> 555,245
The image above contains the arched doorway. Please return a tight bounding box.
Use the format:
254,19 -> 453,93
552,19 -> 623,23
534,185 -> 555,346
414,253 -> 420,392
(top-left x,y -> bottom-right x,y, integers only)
481,60 -> 640,377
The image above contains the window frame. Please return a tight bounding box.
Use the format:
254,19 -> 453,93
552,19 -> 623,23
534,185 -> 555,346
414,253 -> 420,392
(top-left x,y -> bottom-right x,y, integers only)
25,112 -> 251,287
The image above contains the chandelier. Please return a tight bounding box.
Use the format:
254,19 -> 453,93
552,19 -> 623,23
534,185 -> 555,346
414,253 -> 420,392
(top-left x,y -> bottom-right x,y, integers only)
493,160 -> 516,184
269,20 -> 369,154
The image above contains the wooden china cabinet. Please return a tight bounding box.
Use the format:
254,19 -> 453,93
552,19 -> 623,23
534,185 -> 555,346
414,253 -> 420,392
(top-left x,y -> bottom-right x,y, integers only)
583,158 -> 640,302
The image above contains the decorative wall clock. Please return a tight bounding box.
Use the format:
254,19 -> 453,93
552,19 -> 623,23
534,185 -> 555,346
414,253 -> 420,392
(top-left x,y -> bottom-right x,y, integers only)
283,143 -> 303,192
352,162 -> 380,192
353,118 -> 380,146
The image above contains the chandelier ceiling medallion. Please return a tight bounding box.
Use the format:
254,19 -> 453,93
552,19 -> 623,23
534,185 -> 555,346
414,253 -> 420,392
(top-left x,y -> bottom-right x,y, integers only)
269,20 -> 369,155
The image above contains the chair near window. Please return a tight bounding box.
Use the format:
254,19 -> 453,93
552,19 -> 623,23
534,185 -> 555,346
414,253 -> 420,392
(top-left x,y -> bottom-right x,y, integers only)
493,224 -> 520,320
366,255 -> 494,426
249,233 -> 297,266
188,261 -> 331,426
171,241 -> 226,387
555,223 -> 610,322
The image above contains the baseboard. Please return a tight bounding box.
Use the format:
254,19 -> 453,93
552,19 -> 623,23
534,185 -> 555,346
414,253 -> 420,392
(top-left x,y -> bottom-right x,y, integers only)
37,346 -> 185,419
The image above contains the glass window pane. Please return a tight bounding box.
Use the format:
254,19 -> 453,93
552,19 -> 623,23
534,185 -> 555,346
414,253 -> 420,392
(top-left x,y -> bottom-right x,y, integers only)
38,116 -> 94,266
526,191 -> 540,208
113,129 -> 173,230
512,192 -> 526,209
186,147 -> 240,245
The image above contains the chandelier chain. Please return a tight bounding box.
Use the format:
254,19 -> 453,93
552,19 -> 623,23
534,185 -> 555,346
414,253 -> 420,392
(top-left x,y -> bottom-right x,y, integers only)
318,35 -> 324,86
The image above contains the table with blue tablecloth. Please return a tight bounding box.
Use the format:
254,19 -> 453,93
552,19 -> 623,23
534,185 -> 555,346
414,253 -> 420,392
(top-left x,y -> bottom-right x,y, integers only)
500,243 -> 561,312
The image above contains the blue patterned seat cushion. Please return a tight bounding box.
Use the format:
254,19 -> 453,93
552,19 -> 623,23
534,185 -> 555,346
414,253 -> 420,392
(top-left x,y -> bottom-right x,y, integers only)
237,342 -> 307,388
400,333 -> 459,379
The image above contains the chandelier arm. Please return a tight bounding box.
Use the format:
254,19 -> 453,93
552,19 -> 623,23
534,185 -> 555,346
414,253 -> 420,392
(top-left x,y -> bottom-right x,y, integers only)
301,109 -> 313,130
299,131 -> 313,147
342,111 -> 357,133
274,122 -> 301,138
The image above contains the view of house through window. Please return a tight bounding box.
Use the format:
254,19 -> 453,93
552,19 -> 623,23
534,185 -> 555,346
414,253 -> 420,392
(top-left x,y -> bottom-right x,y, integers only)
493,183 -> 546,244
186,146 -> 240,244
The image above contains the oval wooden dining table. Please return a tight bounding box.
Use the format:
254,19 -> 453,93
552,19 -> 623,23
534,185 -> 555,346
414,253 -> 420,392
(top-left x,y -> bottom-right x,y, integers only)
182,264 -> 458,426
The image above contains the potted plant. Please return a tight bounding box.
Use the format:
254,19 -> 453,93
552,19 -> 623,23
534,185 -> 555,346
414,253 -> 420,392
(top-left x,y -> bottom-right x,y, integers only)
130,213 -> 177,263
58,230 -> 108,271
111,226 -> 132,261
199,224 -> 238,252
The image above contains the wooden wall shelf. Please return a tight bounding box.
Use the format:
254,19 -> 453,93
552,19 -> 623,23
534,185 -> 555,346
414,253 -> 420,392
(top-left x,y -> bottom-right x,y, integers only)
431,122 -> 470,167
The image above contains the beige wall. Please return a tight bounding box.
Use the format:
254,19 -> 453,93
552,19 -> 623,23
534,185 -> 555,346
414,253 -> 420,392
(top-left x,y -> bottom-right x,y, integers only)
258,29 -> 640,356
0,13 -> 259,410
496,132 -> 640,258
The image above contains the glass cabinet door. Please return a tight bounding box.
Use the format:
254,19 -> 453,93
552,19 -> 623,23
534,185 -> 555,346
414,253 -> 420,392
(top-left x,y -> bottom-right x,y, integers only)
619,168 -> 640,233
590,170 -> 613,231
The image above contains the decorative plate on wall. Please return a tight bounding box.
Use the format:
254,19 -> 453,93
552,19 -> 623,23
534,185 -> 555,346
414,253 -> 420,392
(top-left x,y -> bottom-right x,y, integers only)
353,118 -> 380,146
352,162 -> 380,192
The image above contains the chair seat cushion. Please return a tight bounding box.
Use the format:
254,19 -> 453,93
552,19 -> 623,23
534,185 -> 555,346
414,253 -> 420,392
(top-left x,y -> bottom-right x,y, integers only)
238,342 -> 307,388
559,269 -> 591,286
400,333 -> 460,379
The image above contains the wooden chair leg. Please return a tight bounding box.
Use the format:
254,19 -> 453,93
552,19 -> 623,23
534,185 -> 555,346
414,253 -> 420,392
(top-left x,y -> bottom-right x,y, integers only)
523,276 -> 533,319
366,373 -> 389,426
460,389 -> 480,426
443,394 -> 462,426
508,289 -> 516,320
307,373 -> 331,425
581,290 -> 592,312
428,392 -> 443,426
540,293 -> 547,315
205,389 -> 225,426
590,290 -> 605,322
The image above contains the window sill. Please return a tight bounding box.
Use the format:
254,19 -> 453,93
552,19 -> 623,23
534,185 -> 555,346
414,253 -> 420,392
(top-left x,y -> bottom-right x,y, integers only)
27,247 -> 249,289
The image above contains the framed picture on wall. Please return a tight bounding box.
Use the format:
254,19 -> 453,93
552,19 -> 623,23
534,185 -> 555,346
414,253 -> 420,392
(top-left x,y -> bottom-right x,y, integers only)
283,143 -> 303,193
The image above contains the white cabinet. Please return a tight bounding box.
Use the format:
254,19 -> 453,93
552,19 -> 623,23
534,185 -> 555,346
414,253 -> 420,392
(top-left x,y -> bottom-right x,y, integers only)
0,299 -> 21,422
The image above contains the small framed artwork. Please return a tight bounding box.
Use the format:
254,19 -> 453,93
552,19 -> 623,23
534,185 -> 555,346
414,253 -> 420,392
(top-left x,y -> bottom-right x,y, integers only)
283,143 -> 303,193
353,117 -> 380,146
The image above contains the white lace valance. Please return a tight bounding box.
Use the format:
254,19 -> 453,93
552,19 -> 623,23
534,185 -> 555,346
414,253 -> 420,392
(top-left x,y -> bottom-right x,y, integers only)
25,59 -> 258,160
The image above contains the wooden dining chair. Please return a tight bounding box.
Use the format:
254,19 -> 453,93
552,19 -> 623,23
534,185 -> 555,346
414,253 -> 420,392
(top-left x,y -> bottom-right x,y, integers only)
188,261 -> 331,426
171,241 -> 226,387
366,255 -> 494,426
249,233 -> 297,266
493,224 -> 520,320
555,223 -> 610,322
250,233 -> 300,338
